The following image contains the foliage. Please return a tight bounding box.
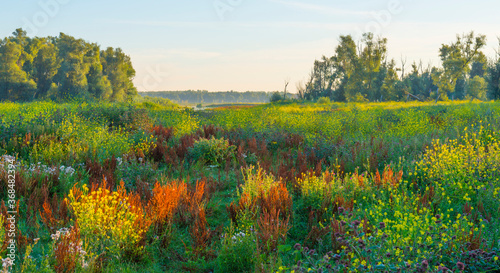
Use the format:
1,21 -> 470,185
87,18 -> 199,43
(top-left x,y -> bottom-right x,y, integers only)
316,97 -> 330,104
187,136 -> 236,166
270,92 -> 283,103
0,29 -> 136,102
302,31 -> 499,102
2,100 -> 500,272
215,225 -> 256,273
66,180 -> 152,259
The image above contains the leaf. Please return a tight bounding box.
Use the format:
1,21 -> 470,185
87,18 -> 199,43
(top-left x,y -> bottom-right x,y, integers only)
278,244 -> 292,253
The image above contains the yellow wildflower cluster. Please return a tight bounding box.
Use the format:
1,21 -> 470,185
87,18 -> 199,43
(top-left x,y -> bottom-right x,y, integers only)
66,180 -> 151,256
240,164 -> 280,197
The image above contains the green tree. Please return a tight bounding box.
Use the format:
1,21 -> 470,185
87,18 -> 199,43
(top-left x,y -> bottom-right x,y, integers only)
101,47 -> 137,101
54,33 -> 91,99
0,40 -> 37,101
466,75 -> 487,100
32,41 -> 60,99
86,44 -> 112,100
432,31 -> 487,100
380,60 -> 402,101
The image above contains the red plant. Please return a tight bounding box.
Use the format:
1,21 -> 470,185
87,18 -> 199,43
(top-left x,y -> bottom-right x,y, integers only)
227,192 -> 257,225
85,156 -> 117,188
40,195 -> 70,233
150,125 -> 174,143
256,207 -> 290,253
54,225 -> 85,273
189,207 -> 213,258
257,183 -> 292,221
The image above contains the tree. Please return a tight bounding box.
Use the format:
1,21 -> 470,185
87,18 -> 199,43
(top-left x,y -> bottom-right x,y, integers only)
0,40 -> 37,101
487,40 -> 500,100
432,31 -> 487,100
466,76 -> 487,100
32,41 -> 60,99
101,47 -> 137,102
380,60 -> 402,101
54,33 -> 91,99
304,33 -> 390,102
0,29 -> 139,102
86,44 -> 112,100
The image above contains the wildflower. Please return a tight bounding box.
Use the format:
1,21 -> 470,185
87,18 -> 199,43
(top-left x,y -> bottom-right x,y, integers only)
379,222 -> 386,229
438,265 -> 450,272
456,262 -> 465,271
421,259 -> 428,270
338,207 -> 345,214
294,243 -> 301,250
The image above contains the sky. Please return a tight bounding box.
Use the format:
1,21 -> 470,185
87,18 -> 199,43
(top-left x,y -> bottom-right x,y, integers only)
1,0 -> 500,93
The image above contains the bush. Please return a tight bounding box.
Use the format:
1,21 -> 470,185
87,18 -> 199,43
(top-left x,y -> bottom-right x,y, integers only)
187,137 -> 236,166
216,225 -> 256,273
270,92 -> 282,103
317,97 -> 331,104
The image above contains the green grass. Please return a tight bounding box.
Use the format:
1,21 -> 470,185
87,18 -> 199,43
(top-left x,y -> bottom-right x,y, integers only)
1,100 -> 500,272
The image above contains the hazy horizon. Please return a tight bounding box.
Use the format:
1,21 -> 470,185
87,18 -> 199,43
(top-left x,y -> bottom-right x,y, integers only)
2,0 -> 500,93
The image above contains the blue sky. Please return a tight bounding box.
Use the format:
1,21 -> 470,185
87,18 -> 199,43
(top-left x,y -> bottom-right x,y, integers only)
1,0 -> 500,92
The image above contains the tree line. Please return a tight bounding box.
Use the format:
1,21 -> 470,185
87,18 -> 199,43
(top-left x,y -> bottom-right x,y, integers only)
141,90 -> 275,104
299,32 -> 500,102
0,28 -> 137,102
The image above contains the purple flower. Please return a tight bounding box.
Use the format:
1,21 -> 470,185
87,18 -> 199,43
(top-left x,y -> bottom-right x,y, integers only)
294,243 -> 301,250
421,259 -> 429,269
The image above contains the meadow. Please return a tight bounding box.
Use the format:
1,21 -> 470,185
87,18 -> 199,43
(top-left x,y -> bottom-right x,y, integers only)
0,100 -> 500,272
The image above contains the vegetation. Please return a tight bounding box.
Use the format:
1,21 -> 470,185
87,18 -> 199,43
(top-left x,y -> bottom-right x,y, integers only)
140,90 -> 278,105
1,100 -> 500,272
301,31 -> 500,102
0,29 -> 137,102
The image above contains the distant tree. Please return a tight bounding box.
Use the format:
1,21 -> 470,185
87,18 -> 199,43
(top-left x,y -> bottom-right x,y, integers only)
380,60 -> 402,101
32,41 -> 60,99
432,31 -> 487,100
270,92 -> 282,103
283,78 -> 289,100
466,76 -> 487,100
487,41 -> 500,100
0,40 -> 37,101
86,44 -> 112,100
0,29 -> 139,102
54,33 -> 91,99
101,47 -> 137,102
305,33 -> 389,102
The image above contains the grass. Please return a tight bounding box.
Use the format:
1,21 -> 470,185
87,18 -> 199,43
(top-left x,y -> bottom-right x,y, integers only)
0,100 -> 500,272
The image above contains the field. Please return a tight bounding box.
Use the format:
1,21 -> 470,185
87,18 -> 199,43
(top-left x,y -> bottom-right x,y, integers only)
1,100 -> 500,272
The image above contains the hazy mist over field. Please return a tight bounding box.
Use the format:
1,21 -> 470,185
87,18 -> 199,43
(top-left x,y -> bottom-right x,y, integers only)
2,0 -> 500,92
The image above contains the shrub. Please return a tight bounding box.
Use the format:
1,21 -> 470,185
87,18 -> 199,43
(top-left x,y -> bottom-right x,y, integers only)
188,137 -> 236,166
66,180 -> 152,258
317,97 -> 331,104
148,181 -> 186,226
270,92 -> 282,103
216,225 -> 256,273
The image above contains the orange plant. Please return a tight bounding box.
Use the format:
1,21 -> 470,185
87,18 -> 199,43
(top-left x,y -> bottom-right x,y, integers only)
40,195 -> 70,234
148,180 -> 187,227
373,166 -> 403,188
54,225 -> 86,273
227,192 -> 257,226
